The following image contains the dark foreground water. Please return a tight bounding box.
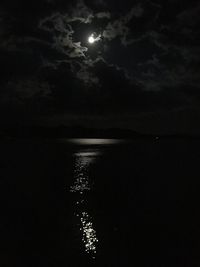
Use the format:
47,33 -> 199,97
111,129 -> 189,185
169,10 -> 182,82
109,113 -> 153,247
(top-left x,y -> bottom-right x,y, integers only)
1,138 -> 200,266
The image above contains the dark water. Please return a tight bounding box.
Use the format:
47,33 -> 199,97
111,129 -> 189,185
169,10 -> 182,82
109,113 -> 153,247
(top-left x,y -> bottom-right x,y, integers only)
1,138 -> 200,266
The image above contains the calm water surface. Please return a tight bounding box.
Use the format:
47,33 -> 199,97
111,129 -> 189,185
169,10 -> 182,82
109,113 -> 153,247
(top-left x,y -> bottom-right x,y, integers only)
1,138 -> 200,266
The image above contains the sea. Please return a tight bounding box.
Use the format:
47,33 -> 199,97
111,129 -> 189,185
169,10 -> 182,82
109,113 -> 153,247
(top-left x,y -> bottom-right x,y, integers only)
1,137 -> 200,266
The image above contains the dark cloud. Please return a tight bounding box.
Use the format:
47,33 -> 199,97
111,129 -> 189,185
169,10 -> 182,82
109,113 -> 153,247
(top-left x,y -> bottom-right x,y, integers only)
1,78 -> 51,105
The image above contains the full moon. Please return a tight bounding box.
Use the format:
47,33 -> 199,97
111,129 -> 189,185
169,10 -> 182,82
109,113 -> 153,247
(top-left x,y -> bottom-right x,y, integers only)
88,35 -> 95,44
88,33 -> 101,44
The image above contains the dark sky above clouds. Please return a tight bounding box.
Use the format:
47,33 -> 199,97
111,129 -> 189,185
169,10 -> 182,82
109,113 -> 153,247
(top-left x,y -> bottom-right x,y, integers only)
0,0 -> 200,133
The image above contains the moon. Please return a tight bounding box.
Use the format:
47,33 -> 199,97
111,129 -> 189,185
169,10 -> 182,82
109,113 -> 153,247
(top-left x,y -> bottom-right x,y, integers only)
88,33 -> 101,44
88,35 -> 95,44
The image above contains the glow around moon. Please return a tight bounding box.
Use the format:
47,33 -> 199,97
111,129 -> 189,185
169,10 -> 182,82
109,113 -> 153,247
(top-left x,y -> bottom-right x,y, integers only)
88,33 -> 101,44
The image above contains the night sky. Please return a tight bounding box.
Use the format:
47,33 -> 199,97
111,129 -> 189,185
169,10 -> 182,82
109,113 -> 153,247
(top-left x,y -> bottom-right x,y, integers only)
0,0 -> 200,134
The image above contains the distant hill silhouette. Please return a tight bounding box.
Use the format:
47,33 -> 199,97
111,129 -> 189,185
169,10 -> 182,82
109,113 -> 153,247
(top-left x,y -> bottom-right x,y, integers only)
1,125 -> 199,139
2,125 -> 148,139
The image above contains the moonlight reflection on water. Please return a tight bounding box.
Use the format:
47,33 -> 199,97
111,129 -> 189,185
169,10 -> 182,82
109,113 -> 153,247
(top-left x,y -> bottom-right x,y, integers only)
69,148 -> 100,258
66,138 -> 121,146
81,211 -> 98,257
